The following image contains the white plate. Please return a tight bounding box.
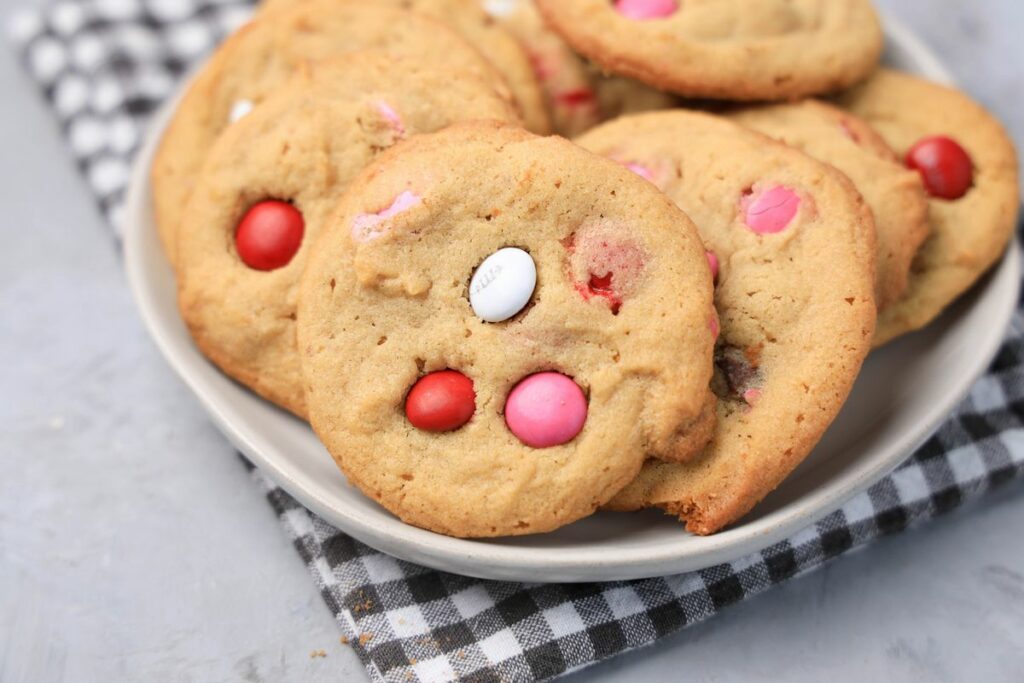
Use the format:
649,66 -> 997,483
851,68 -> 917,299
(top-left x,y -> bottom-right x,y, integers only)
125,15 -> 1021,582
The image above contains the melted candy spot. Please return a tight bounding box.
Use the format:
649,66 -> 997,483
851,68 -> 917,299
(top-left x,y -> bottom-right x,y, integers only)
351,191 -> 421,243
715,345 -> 763,405
556,88 -> 598,108
566,228 -> 646,315
527,51 -> 556,81
583,271 -> 622,314
741,185 -> 800,234
839,119 -> 861,144
614,0 -> 678,21
375,100 -> 406,138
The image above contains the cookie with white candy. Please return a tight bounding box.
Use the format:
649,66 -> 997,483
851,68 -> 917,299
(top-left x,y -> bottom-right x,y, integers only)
297,121 -> 717,537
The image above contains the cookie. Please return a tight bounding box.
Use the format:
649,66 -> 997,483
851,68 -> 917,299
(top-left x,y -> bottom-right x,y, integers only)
836,69 -> 1020,346
589,66 -> 679,122
535,0 -> 883,101
260,0 -> 549,134
176,55 -> 519,416
152,0 -> 512,269
729,100 -> 930,311
576,110 -> 877,534
482,0 -> 675,137
296,121 -> 717,537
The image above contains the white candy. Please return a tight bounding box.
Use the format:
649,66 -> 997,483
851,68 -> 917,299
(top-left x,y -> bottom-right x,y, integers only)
481,0 -> 519,18
229,99 -> 254,123
469,248 -> 536,323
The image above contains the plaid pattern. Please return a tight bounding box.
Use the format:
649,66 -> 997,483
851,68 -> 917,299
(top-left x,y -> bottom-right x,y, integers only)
10,1 -> 1024,681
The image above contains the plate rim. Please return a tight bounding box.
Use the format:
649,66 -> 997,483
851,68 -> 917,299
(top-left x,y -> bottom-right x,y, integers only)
124,13 -> 1022,581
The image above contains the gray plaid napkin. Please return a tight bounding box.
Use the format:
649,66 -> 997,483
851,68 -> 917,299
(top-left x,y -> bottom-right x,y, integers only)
11,1 -> 1024,681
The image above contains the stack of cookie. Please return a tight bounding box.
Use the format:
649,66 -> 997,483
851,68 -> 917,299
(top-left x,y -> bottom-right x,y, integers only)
155,0 -> 1020,538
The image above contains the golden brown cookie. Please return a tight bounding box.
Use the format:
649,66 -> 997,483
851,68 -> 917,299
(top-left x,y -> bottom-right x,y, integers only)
576,111 -> 877,534
837,69 -> 1020,346
482,0 -> 674,137
176,56 -> 519,416
152,0 -> 512,268
260,0 -> 549,134
729,100 -> 930,311
535,0 -> 883,101
297,121 -> 717,537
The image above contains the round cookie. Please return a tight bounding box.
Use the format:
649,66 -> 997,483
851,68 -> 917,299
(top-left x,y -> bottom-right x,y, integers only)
151,0 -> 513,269
176,55 -> 519,417
576,111 -> 877,534
729,100 -> 931,311
836,69 -> 1020,346
483,0 -> 675,137
297,121 -> 717,537
259,0 -> 549,134
535,0 -> 883,101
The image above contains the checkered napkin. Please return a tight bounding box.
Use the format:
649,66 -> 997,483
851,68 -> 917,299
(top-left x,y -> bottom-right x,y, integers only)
11,1 -> 1024,681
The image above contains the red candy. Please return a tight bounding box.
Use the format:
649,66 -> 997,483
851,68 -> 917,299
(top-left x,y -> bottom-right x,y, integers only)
706,250 -> 719,283
580,272 -> 622,314
405,370 -> 476,432
905,136 -> 974,200
235,200 -> 304,271
555,88 -> 598,108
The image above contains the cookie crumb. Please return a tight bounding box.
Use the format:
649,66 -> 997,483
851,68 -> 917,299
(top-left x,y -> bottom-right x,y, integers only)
340,636 -> 350,645
310,649 -> 327,659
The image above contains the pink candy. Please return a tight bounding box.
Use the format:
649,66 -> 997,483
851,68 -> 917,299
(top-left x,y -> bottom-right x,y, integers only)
505,372 -> 588,448
351,190 -> 421,243
375,100 -> 405,137
624,162 -> 655,182
614,0 -> 678,20
706,250 -> 719,282
741,186 -> 800,235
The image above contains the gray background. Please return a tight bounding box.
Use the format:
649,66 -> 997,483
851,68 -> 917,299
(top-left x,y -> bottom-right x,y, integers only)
3,1 -> 1023,681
